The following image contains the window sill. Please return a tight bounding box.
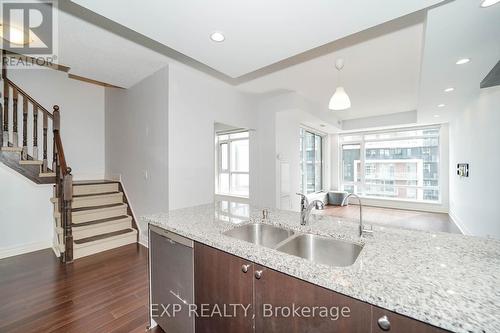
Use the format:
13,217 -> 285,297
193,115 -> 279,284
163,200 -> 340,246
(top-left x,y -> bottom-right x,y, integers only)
215,193 -> 249,201
358,195 -> 441,205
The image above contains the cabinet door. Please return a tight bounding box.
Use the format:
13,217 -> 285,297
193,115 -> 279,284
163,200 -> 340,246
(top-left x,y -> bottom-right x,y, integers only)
372,307 -> 450,333
194,243 -> 254,333
254,265 -> 371,333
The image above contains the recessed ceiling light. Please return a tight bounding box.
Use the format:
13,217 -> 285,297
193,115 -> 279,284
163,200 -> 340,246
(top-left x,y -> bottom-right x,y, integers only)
210,31 -> 225,42
480,0 -> 500,7
437,104 -> 445,108
456,58 -> 470,65
444,87 -> 455,92
434,114 -> 440,118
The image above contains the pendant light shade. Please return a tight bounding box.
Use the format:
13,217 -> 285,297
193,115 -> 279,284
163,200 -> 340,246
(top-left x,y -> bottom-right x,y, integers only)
329,86 -> 351,110
329,58 -> 351,111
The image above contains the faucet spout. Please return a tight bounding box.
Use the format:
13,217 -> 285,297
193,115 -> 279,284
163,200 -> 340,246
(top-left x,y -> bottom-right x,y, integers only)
298,197 -> 324,226
341,193 -> 373,237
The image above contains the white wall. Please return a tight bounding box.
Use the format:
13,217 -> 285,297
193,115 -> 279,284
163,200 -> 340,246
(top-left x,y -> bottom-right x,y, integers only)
167,63 -> 257,210
105,67 -> 169,217
8,69 -> 105,179
251,91 -> 336,212
0,164 -> 53,258
449,86 -> 500,238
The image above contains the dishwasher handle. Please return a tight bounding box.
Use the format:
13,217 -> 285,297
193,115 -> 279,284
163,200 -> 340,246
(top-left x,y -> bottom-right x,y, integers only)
149,225 -> 193,248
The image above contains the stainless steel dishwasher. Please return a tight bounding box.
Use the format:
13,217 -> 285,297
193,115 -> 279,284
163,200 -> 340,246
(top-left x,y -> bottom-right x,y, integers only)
149,224 -> 194,333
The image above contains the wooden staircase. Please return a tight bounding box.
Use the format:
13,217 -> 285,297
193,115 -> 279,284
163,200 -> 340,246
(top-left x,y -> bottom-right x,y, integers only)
0,51 -> 138,263
52,180 -> 137,260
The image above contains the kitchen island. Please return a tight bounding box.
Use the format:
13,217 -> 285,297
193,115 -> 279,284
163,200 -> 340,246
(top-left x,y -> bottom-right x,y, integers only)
142,201 -> 500,333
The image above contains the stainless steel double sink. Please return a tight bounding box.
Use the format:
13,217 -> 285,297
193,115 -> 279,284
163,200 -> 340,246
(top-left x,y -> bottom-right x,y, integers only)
223,223 -> 363,267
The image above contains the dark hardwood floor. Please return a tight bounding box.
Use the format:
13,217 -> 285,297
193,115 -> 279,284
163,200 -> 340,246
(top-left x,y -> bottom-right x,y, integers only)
0,244 -> 163,333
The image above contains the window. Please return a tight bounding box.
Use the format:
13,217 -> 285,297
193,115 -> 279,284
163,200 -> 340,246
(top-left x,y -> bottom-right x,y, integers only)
216,131 -> 249,197
300,128 -> 323,194
340,127 -> 440,202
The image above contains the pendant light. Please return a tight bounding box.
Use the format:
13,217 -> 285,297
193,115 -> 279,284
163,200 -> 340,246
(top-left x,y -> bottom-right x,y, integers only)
329,58 -> 351,111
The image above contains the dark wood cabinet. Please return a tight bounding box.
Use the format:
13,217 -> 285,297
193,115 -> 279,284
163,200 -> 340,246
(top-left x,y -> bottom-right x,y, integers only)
254,264 -> 372,333
372,306 -> 449,333
194,242 -> 254,333
193,242 -> 451,333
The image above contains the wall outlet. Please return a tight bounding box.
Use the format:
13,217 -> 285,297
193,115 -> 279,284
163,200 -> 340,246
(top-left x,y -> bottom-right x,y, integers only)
143,170 -> 149,180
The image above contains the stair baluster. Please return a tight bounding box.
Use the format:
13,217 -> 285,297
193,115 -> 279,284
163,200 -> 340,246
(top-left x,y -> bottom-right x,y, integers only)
2,51 -> 7,147
22,96 -> 28,159
12,88 -> 18,147
2,86 -> 8,147
43,111 -> 48,172
33,105 -> 38,159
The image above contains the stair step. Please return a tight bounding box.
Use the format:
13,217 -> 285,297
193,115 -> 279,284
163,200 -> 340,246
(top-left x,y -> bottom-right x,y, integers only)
73,182 -> 120,196
1,146 -> 23,152
73,215 -> 132,240
73,228 -> 137,259
52,191 -> 123,209
72,215 -> 130,227
73,180 -> 119,186
39,172 -> 56,177
72,203 -> 125,212
19,160 -> 43,165
64,203 -> 128,224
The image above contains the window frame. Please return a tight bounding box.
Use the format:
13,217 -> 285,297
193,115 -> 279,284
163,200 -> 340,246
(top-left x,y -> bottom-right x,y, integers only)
216,131 -> 250,198
300,127 -> 325,194
339,126 -> 441,203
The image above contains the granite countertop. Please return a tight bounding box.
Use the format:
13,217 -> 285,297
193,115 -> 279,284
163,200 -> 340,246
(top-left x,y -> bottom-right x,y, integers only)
141,201 -> 500,333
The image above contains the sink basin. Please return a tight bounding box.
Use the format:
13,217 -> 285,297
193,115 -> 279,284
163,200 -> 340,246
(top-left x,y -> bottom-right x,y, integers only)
276,234 -> 363,267
223,223 -> 294,248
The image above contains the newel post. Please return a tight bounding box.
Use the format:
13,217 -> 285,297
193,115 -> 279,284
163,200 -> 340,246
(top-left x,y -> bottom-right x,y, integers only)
62,169 -> 73,263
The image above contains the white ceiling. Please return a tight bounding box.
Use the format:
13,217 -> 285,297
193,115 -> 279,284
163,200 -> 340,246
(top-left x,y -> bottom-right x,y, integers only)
417,0 -> 500,124
24,0 -> 499,126
71,0 -> 444,78
57,7 -> 170,88
238,21 -> 424,120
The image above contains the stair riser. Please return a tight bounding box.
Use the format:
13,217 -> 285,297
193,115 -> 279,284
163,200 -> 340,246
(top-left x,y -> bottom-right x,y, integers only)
73,234 -> 137,259
73,220 -> 132,240
72,194 -> 123,209
72,206 -> 128,224
73,183 -> 119,196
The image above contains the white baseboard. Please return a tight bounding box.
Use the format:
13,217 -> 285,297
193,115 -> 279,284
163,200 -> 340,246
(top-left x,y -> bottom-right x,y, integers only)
449,210 -> 470,235
139,232 -> 149,248
0,240 -> 52,259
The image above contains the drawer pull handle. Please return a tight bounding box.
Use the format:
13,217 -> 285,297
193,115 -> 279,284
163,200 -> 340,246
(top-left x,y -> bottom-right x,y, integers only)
378,315 -> 391,331
255,270 -> 263,279
241,264 -> 250,273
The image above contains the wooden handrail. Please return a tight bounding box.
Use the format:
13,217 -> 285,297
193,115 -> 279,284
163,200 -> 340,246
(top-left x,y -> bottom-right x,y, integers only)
5,78 -> 53,119
54,132 -> 70,176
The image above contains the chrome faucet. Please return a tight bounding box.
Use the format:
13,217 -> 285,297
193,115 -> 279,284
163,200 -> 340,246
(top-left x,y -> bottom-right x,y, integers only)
296,193 -> 324,225
341,193 -> 373,237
